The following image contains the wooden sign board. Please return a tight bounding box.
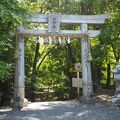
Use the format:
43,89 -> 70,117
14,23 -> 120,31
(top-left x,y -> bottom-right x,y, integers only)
72,78 -> 83,88
74,63 -> 82,72
48,14 -> 61,33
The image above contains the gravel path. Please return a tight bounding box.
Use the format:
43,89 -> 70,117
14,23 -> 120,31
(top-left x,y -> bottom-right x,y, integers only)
1,100 -> 120,120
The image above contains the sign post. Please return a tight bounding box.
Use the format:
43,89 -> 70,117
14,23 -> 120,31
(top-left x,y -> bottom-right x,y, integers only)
77,71 -> 80,98
74,63 -> 82,98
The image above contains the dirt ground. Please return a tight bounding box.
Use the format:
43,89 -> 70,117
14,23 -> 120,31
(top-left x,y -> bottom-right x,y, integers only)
0,98 -> 120,120
0,89 -> 119,120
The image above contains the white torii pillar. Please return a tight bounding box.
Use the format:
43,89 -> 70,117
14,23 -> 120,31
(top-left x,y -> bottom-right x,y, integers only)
80,23 -> 94,102
14,35 -> 28,108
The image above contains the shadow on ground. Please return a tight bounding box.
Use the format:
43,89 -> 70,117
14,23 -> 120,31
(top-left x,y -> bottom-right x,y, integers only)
2,100 -> 120,120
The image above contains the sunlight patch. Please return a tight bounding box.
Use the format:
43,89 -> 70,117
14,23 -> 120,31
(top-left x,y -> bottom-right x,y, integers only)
77,110 -> 88,117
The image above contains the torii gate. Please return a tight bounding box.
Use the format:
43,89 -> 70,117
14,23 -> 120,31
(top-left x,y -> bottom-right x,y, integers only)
14,13 -> 110,108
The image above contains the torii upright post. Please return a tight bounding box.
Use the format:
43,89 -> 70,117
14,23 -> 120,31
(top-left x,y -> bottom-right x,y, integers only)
80,24 -> 94,103
14,34 -> 28,108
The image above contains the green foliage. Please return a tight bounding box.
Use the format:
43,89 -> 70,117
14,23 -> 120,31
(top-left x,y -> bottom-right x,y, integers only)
0,0 -> 30,81
0,0 -> 120,103
0,61 -> 12,82
0,0 -> 31,104
0,0 -> 30,62
0,0 -> 28,35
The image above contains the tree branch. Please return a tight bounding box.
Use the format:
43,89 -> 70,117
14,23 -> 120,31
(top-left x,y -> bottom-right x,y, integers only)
32,41 -> 40,75
37,45 -> 56,71
110,43 -> 119,64
40,44 -> 49,57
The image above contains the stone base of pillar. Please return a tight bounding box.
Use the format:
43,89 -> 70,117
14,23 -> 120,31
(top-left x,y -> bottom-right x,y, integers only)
21,98 -> 28,107
79,96 -> 96,104
11,98 -> 28,109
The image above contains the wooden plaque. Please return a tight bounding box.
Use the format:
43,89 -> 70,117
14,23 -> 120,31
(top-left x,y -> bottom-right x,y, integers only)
72,78 -> 83,88
74,63 -> 82,72
48,13 -> 61,33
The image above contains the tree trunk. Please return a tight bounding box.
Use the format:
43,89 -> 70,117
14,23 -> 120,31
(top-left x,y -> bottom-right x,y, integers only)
66,43 -> 75,65
31,39 -> 40,102
106,63 -> 111,89
66,45 -> 72,99
66,43 -> 76,99
37,46 -> 56,71
111,43 -> 119,65
80,2 -> 91,14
